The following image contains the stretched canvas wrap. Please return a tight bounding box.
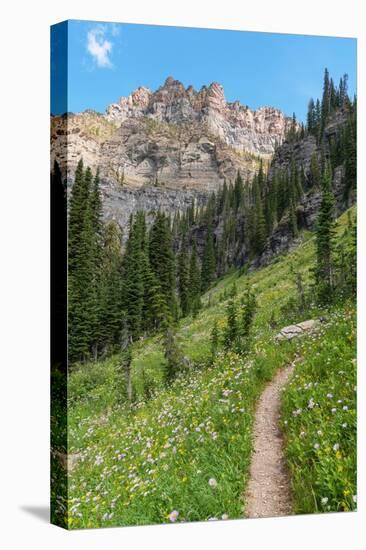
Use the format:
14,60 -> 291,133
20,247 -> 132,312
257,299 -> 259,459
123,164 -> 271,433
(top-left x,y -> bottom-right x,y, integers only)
51,20 -> 357,529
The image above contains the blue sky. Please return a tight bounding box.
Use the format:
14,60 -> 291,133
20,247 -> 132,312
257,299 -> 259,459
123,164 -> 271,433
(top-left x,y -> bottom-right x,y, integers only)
51,20 -> 356,122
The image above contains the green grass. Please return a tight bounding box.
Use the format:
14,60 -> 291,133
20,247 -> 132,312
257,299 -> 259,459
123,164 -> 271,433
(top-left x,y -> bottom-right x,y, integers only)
281,303 -> 356,513
55,206 -> 356,528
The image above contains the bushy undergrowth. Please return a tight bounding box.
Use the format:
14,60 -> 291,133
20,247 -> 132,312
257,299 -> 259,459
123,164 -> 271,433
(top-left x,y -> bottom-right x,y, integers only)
281,302 -> 356,514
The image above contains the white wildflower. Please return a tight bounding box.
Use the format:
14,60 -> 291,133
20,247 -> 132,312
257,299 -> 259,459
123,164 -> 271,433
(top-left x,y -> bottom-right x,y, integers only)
168,510 -> 179,522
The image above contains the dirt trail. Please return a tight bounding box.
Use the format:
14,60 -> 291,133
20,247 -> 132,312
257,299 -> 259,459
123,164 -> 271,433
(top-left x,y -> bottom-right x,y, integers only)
245,363 -> 295,518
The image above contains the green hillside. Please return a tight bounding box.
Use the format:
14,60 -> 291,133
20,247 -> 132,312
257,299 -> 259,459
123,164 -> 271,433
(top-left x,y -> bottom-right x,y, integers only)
57,207 -> 356,528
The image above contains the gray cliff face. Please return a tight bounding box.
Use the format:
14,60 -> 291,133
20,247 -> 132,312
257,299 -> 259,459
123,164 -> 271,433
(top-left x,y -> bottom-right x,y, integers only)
51,77 -> 293,229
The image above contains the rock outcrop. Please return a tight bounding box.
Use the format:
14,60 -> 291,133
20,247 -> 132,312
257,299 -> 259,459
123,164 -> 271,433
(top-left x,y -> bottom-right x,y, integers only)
51,77 -> 294,227
275,319 -> 320,341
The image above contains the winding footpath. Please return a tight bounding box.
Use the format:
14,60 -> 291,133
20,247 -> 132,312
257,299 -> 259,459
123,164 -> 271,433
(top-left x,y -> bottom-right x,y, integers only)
245,363 -> 295,518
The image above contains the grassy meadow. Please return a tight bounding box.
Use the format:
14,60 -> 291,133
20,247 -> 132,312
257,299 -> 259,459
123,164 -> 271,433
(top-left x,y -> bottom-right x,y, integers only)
55,207 -> 356,528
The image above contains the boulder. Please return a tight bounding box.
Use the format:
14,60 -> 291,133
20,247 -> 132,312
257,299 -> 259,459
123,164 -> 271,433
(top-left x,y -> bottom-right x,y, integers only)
275,319 -> 319,341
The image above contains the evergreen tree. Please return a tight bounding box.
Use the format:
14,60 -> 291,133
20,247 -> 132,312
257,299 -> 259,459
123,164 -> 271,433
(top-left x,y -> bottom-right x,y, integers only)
163,327 -> 183,382
224,298 -> 238,350
178,234 -> 191,316
309,153 -> 321,188
201,225 -> 216,292
68,164 -> 99,362
98,221 -> 125,354
313,162 -> 336,303
149,211 -> 177,319
122,213 -> 146,339
239,287 -> 257,344
315,99 -> 322,142
307,98 -> 315,134
321,67 -> 330,130
252,175 -> 266,254
343,105 -> 357,204
189,241 -> 202,315
233,170 -> 244,210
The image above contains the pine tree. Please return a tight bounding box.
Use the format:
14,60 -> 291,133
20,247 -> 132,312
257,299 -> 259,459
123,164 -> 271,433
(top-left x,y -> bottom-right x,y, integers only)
307,98 -> 315,134
122,214 -> 145,339
68,164 -> 99,362
315,99 -> 322,142
252,175 -> 266,254
68,159 -> 86,274
238,287 -> 257,345
201,225 -> 216,292
223,298 -> 238,350
321,67 -> 330,130
149,211 -> 177,319
234,170 -> 244,210
178,234 -> 191,316
313,162 -> 336,303
309,153 -> 321,188
343,105 -> 357,204
189,241 -> 202,315
141,254 -> 167,331
163,327 -> 183,382
98,221 -> 125,354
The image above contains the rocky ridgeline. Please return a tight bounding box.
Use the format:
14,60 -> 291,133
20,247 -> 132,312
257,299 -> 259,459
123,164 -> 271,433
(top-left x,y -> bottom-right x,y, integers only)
105,77 -> 292,157
51,77 -> 293,228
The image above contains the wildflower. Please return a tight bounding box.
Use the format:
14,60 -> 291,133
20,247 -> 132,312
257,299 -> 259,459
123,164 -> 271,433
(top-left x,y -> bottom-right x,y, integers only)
300,431 -> 306,438
221,514 -> 229,520
317,430 -> 323,436
95,455 -> 104,466
353,495 -> 357,503
208,478 -> 218,488
321,497 -> 328,505
308,398 -> 315,409
168,510 -> 179,522
342,423 -> 348,428
343,405 -> 348,411
314,443 -> 320,450
331,408 -> 337,414
327,393 -> 333,399
333,443 -> 340,452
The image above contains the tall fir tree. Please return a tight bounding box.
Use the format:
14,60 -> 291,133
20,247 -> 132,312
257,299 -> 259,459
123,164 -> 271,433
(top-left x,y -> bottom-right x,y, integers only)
201,225 -> 216,292
188,241 -> 202,315
178,234 -> 191,317
313,162 -> 336,303
149,211 -> 177,319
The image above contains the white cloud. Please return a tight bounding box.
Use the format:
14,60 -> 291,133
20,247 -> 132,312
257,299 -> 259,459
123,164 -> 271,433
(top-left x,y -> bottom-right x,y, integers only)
87,26 -> 113,68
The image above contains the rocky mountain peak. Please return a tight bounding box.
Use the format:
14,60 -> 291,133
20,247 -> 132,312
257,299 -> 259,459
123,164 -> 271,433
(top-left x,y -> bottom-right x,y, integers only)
51,76 -> 297,229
